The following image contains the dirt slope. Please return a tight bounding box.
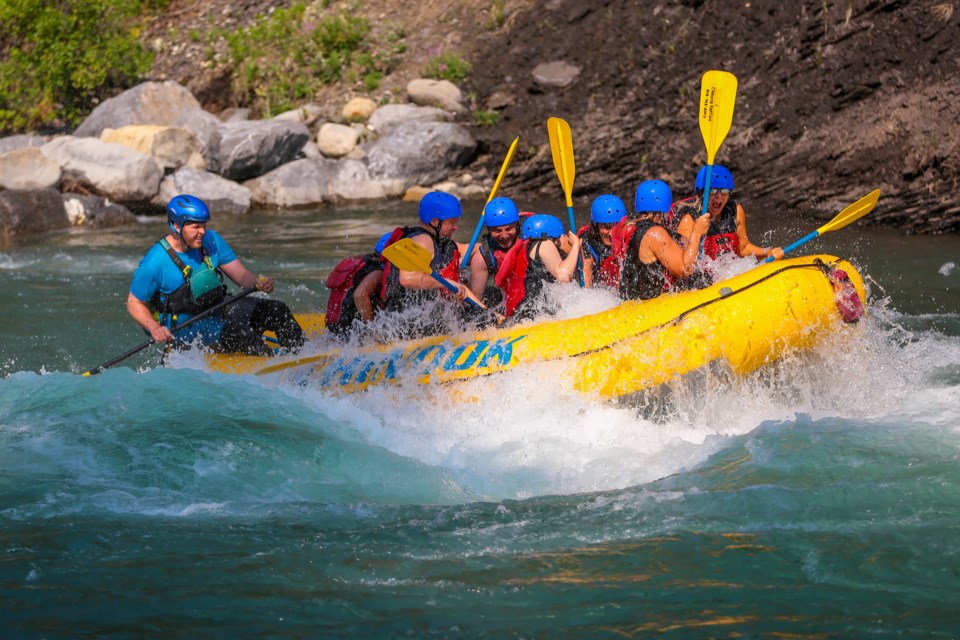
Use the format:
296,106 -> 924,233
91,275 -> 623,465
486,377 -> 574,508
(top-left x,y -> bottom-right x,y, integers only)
144,0 -> 960,233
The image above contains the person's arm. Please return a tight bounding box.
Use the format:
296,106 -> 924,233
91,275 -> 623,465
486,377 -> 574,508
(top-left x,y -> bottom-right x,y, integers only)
466,243 -> 489,298
582,253 -> 595,288
126,292 -> 173,342
352,269 -> 383,322
735,203 -> 784,260
540,232 -> 582,283
220,259 -> 273,293
675,213 -> 695,241
643,215 -> 709,277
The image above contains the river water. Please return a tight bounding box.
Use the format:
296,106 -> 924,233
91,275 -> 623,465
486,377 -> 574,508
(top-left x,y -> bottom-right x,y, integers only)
2,201 -> 959,638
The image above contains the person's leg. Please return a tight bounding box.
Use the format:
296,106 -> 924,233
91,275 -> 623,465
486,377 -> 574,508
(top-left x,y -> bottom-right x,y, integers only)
217,298 -> 271,355
248,299 -> 306,351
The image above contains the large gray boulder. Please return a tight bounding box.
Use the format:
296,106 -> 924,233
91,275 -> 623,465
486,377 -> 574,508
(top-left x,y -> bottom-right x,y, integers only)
245,157 -> 406,208
216,120 -> 310,181
244,158 -> 331,208
41,136 -> 162,201
327,158 -> 405,202
0,148 -> 62,190
74,81 -> 202,138
0,189 -> 69,237
172,107 -> 224,173
364,121 -> 477,188
158,168 -> 251,216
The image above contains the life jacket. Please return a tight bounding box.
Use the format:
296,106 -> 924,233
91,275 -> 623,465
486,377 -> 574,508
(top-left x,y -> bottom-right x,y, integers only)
701,199 -> 741,259
578,224 -> 618,288
151,238 -> 226,316
494,239 -> 558,319
381,225 -> 461,312
610,218 -> 669,300
478,234 -> 513,308
324,253 -> 384,332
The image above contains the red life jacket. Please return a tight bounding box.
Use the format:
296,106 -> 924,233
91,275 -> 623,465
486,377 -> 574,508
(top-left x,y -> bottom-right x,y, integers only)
324,254 -> 384,329
493,239 -> 530,318
701,200 -> 741,260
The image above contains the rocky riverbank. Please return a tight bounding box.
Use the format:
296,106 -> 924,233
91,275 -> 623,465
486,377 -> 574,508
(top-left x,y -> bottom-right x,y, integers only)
2,0 -> 959,239
0,76 -> 493,238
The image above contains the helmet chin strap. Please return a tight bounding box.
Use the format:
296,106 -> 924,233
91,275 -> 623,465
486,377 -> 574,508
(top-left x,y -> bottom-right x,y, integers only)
169,221 -> 186,246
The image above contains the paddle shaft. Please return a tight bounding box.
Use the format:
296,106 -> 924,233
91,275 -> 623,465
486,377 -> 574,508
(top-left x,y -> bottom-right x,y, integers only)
429,272 -> 483,308
697,167 -> 714,255
82,286 -> 258,376
762,230 -> 819,263
461,137 -> 519,270
762,190 -> 881,264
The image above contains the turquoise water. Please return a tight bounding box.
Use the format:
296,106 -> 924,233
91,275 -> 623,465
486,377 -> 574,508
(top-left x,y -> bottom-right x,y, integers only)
2,204 -> 959,637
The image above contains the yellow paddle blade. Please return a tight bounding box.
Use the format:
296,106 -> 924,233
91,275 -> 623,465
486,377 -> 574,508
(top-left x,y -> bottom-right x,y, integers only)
698,70 -> 738,164
487,136 -> 519,203
817,189 -> 881,235
547,116 -> 575,207
381,238 -> 434,274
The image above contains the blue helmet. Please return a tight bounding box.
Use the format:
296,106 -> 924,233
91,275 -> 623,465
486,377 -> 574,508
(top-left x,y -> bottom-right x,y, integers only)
374,231 -> 392,255
167,194 -> 210,231
418,191 -> 462,224
485,197 -> 520,227
695,164 -> 734,191
634,180 -> 673,214
590,195 -> 627,224
521,214 -> 565,240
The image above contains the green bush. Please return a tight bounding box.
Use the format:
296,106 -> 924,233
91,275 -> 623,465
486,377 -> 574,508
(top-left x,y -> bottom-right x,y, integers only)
215,3 -> 374,117
0,0 -> 155,132
423,51 -> 472,83
473,109 -> 500,127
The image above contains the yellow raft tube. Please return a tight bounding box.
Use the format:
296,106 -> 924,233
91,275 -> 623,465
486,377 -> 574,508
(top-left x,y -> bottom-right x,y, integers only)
206,254 -> 865,400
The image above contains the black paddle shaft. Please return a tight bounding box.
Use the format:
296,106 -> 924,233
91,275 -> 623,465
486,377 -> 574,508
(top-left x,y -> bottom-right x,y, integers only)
82,287 -> 258,376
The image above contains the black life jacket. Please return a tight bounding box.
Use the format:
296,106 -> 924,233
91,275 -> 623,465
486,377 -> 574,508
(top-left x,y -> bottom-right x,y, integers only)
381,225 -> 461,312
151,238 -> 226,316
611,219 -> 670,301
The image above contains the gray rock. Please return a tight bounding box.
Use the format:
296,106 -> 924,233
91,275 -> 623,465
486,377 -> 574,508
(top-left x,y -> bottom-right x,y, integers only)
74,81 -> 202,137
406,78 -> 466,113
0,189 -> 69,238
327,159 -> 405,202
365,121 -> 477,188
41,136 -> 162,202
216,120 -> 310,181
244,158 -> 332,208
274,103 -> 324,127
62,194 -> 136,228
532,61 -> 581,88
172,107 -> 224,174
0,148 -> 62,190
0,134 -> 49,154
368,104 -> 453,135
157,168 -> 251,215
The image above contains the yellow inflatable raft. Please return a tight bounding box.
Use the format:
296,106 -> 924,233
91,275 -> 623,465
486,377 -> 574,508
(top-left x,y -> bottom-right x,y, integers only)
206,254 -> 865,400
